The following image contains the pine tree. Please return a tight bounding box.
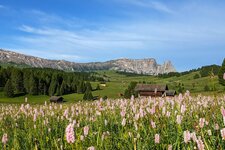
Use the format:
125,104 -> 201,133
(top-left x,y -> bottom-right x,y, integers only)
85,82 -> 92,91
11,69 -> 24,94
60,81 -> 67,95
29,74 -> 39,95
77,80 -> 85,94
48,74 -> 58,96
96,84 -> 100,90
218,58 -> 225,86
4,79 -> 14,97
83,88 -> 93,100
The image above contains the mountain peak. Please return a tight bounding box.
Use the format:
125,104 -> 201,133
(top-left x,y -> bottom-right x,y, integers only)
0,49 -> 176,75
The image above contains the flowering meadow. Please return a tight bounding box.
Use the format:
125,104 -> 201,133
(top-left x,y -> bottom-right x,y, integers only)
1,92 -> 225,149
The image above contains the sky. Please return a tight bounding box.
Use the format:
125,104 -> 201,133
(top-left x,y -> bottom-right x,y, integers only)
0,0 -> 225,71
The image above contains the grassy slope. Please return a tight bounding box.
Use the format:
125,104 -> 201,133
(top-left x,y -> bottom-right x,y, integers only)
0,70 -> 224,104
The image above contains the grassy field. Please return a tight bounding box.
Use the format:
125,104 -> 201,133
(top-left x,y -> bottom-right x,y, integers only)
0,70 -> 224,104
1,93 -> 225,149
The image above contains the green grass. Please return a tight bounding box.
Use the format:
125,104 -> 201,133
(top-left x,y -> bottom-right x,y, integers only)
0,70 -> 224,104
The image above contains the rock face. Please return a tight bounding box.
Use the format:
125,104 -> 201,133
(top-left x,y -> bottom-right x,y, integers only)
0,49 -> 176,75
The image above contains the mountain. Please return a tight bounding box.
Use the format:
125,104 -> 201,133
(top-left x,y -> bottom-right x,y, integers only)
0,49 -> 176,75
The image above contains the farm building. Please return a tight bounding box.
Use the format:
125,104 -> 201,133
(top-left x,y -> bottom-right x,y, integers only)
50,96 -> 64,103
134,84 -> 176,97
164,90 -> 177,97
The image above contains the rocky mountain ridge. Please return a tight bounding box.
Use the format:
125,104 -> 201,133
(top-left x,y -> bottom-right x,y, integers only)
0,49 -> 176,75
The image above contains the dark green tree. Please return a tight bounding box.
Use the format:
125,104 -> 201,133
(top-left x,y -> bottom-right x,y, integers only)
4,79 -> 14,97
85,82 -> 92,91
29,74 -> 39,95
124,82 -> 138,98
11,69 -> 24,94
77,80 -> 85,94
218,59 -> 225,86
60,81 -> 67,95
204,84 -> 210,91
48,74 -> 58,96
83,88 -> 93,100
96,84 -> 101,90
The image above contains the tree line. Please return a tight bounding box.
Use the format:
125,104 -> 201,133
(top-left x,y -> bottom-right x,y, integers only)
0,66 -> 103,98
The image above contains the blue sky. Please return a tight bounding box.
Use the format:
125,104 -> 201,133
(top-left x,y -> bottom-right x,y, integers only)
0,0 -> 225,71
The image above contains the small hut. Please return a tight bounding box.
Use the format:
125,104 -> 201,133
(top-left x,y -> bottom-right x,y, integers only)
135,84 -> 169,97
164,90 -> 177,97
50,96 -> 64,103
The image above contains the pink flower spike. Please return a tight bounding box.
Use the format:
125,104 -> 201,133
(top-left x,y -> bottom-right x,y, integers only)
155,134 -> 160,144
84,126 -> 89,137
2,133 -> 8,145
65,123 -> 75,144
183,130 -> 191,144
221,128 -> 225,140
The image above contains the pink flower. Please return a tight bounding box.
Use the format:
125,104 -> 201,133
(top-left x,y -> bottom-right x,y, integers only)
80,135 -> 84,141
168,145 -> 172,150
191,132 -> 197,142
87,146 -> 95,150
155,134 -> 160,144
196,137 -> 205,150
176,115 -> 182,125
199,118 -> 205,128
183,130 -> 191,143
151,120 -> 156,129
65,123 -> 75,143
122,118 -> 126,127
2,133 -> 8,145
214,124 -> 219,130
207,130 -> 212,136
181,105 -> 186,114
84,126 -> 89,137
120,110 -> 126,117
221,128 -> 225,140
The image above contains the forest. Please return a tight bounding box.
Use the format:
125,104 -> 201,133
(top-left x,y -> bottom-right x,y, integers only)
0,66 -> 104,98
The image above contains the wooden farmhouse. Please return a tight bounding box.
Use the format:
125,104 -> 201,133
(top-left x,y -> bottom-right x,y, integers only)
134,84 -> 176,97
50,96 -> 64,103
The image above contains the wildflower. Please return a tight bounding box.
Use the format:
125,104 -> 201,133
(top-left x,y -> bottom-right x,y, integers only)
199,118 -> 205,128
181,105 -> 186,114
191,132 -> 197,142
120,110 -> 126,117
84,126 -> 89,137
176,115 -> 182,125
168,145 -> 172,150
214,123 -> 219,130
221,128 -> 225,140
207,130 -> 212,136
183,130 -> 191,143
65,123 -> 75,144
80,135 -> 84,141
196,137 -> 204,150
122,118 -> 126,127
104,119 -> 108,126
155,134 -> 160,144
2,133 -> 8,145
87,146 -> 95,150
151,120 -> 156,128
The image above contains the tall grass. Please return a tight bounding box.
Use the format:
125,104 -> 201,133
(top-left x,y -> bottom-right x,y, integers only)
1,92 -> 225,149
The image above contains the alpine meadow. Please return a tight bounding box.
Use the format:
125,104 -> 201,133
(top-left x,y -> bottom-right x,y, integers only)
1,0 -> 225,150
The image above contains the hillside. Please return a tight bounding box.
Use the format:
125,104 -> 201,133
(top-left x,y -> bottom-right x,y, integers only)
0,49 -> 176,75
0,64 -> 223,104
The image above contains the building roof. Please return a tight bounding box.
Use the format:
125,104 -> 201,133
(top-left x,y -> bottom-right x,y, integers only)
165,90 -> 177,96
50,96 -> 63,101
134,84 -> 168,92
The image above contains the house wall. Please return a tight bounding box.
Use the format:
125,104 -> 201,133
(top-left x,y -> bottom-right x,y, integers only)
139,91 -> 164,97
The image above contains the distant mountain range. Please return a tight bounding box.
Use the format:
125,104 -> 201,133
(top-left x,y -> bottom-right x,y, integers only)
0,49 -> 176,75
